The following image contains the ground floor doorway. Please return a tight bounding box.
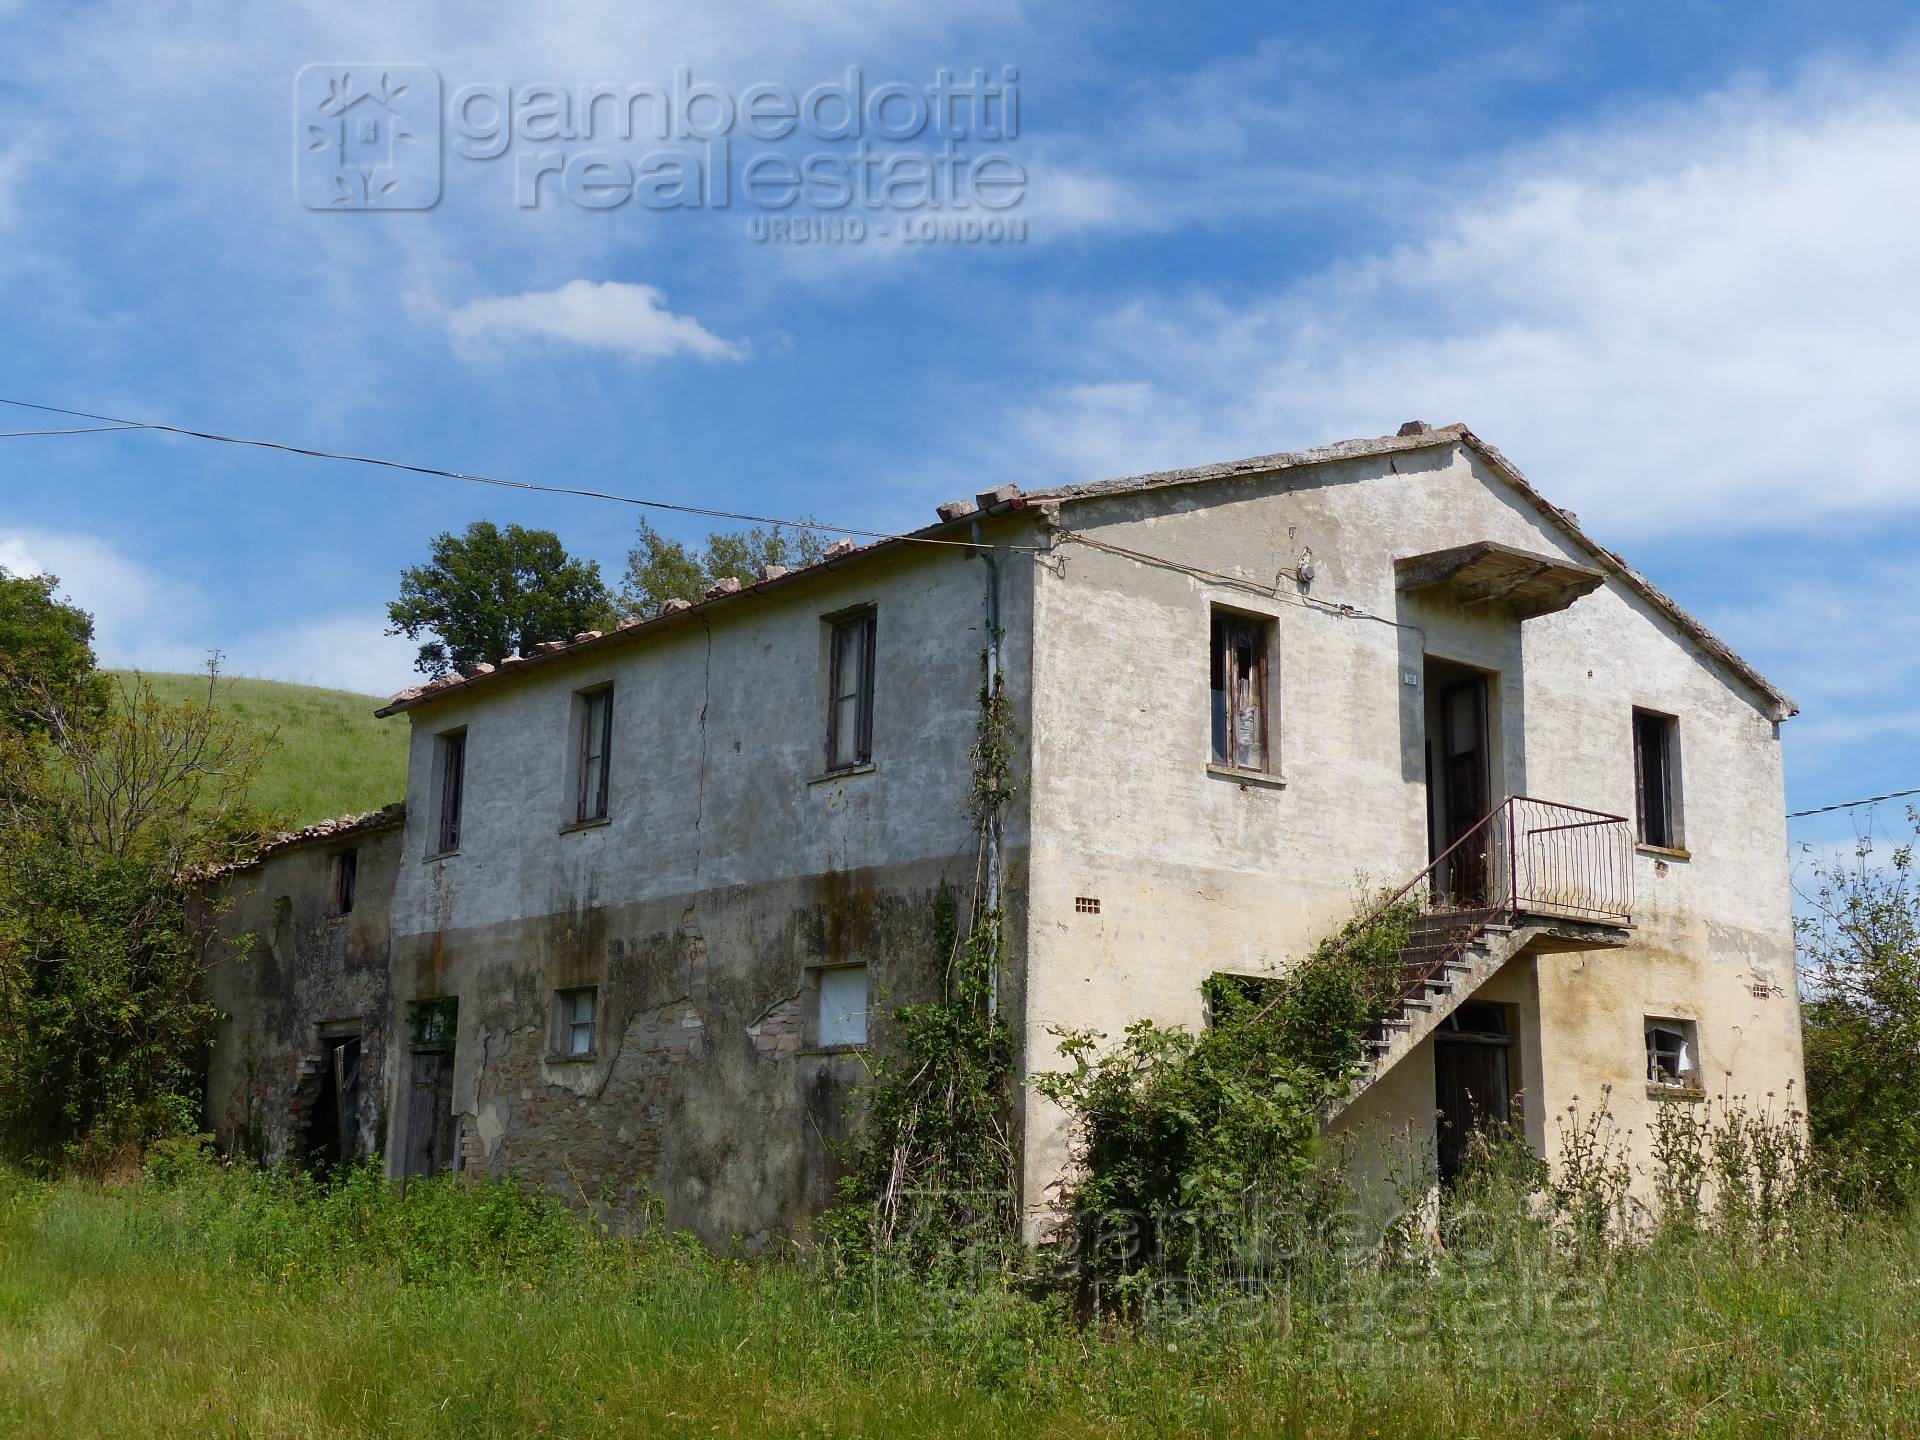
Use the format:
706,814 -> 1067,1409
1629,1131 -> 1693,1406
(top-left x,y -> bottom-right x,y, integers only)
1434,1002 -> 1515,1183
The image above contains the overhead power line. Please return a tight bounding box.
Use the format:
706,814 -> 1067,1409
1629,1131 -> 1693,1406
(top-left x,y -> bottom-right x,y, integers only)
0,424 -> 143,439
8,398 -> 1912,815
0,397 -> 1042,553
1788,787 -> 1920,819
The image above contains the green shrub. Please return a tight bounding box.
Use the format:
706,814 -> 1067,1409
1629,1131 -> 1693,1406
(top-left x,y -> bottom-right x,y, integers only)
1034,895 -> 1417,1286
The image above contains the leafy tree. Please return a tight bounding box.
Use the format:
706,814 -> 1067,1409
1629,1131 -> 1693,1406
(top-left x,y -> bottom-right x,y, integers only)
1799,815 -> 1920,1205
620,519 -> 827,614
386,522 -> 615,678
0,565 -> 107,735
0,662 -> 270,1168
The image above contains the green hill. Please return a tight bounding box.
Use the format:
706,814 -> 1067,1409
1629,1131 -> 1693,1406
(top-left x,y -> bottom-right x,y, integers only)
111,672 -> 408,828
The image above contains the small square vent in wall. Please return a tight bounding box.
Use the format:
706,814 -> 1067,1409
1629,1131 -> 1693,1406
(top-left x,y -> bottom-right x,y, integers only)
1074,896 -> 1101,914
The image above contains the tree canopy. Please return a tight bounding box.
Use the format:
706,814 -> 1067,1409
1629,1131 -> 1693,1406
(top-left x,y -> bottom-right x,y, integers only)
620,519 -> 826,615
386,522 -> 616,678
0,565 -> 106,734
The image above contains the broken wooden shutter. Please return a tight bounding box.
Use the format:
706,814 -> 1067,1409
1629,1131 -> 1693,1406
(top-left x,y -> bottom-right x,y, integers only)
1633,710 -> 1675,847
331,1037 -> 361,1159
334,850 -> 357,916
576,689 -> 613,822
855,611 -> 876,764
1211,612 -> 1269,771
438,731 -> 466,852
595,689 -> 614,818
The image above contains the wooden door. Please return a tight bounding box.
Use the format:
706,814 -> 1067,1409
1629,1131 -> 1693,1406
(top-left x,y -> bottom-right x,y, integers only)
404,1050 -> 456,1177
1435,1039 -> 1511,1183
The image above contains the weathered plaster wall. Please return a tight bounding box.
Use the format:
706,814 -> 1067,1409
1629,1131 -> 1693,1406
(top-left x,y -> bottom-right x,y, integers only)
383,534 -> 1037,1242
1021,441 -> 1801,1225
203,817 -> 404,1164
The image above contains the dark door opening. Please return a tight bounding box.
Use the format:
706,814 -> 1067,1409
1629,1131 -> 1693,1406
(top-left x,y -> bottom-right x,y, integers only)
1426,661 -> 1493,907
1435,1003 -> 1514,1183
302,1033 -> 361,1170
403,998 -> 460,1179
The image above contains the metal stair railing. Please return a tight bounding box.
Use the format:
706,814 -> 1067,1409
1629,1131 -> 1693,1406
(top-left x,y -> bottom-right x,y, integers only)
1361,795 -> 1634,1008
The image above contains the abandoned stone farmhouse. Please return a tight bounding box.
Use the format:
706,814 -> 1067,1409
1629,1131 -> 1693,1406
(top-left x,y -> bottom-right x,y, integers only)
201,422 -> 1804,1242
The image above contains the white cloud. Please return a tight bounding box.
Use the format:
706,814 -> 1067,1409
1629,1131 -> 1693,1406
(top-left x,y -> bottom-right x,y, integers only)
213,616 -> 421,696
444,279 -> 747,364
994,56 -> 1920,540
0,531 -> 192,659
1696,553 -> 1920,749
1,529 -> 415,696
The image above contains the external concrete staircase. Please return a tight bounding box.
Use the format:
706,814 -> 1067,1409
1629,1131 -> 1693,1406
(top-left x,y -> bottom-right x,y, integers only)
1325,796 -> 1639,1122
1330,910 -> 1630,1120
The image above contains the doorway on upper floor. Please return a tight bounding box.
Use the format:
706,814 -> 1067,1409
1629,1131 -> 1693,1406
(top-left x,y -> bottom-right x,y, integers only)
1424,657 -> 1496,909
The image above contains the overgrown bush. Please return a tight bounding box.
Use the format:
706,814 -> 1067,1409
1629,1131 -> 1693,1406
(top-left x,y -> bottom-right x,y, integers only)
824,883 -> 1017,1257
1034,895 -> 1417,1285
0,663 -> 271,1169
1798,814 -> 1920,1206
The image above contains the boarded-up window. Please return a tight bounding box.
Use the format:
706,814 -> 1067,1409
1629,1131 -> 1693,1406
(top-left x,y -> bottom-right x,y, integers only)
575,687 -> 614,823
825,610 -> 877,771
434,730 -> 466,855
818,965 -> 869,1047
1210,611 -> 1272,772
1634,709 -> 1680,848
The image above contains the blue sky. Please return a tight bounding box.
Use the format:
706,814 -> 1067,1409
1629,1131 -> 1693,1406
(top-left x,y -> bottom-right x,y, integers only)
2,0 -> 1917,873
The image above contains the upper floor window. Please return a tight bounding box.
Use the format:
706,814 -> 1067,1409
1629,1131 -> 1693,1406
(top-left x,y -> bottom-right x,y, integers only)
1633,709 -> 1681,849
573,686 -> 614,824
1210,610 -> 1272,772
332,850 -> 358,916
825,609 -> 877,772
433,729 -> 466,856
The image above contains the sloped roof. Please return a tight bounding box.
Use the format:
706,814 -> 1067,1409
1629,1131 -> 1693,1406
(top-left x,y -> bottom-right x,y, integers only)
375,424 -> 1794,723
1029,423 -> 1796,721
204,802 -> 408,878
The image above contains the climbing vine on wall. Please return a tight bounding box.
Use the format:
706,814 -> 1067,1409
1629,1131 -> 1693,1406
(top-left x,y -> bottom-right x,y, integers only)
826,646 -> 1019,1255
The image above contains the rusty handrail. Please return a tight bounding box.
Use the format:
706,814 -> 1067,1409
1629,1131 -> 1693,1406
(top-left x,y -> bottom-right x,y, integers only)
1254,794 -> 1632,1033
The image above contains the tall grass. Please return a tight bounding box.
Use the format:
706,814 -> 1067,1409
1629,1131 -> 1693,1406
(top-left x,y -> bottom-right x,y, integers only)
2,1151 -> 1918,1438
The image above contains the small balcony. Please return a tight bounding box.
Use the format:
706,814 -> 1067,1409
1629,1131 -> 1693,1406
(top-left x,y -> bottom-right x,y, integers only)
1428,794 -> 1635,929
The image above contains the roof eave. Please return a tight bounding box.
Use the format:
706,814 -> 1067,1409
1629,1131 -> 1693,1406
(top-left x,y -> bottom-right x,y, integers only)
375,508 -> 1018,719
1453,429 -> 1797,723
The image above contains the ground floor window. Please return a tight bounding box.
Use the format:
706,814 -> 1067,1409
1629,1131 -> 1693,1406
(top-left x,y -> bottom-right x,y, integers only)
817,965 -> 869,1047
553,986 -> 598,1057
1645,1017 -> 1701,1089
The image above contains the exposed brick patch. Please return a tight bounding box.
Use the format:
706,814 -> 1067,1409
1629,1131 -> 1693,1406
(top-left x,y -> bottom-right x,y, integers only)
747,991 -> 806,1057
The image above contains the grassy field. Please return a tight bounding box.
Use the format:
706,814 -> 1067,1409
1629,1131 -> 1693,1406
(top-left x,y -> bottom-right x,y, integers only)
112,671 -> 407,827
0,1160 -> 1916,1439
